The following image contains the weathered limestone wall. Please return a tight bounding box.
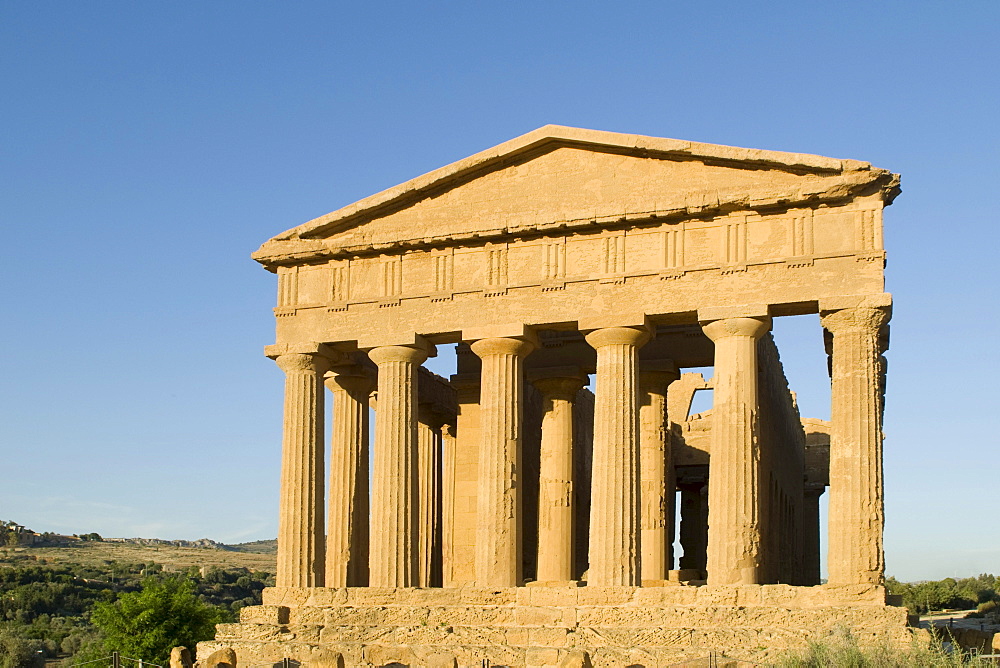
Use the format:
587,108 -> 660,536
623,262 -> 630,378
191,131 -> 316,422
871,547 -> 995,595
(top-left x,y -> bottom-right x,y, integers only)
756,334 -> 807,586
199,585 -> 911,667
448,368 -> 480,587
571,388 -> 594,581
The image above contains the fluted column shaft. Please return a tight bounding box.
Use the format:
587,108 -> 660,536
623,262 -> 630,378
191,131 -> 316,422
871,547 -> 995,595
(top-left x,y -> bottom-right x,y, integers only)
368,344 -> 429,587
678,484 -> 708,571
275,352 -> 330,588
441,423 -> 457,587
417,409 -> 443,587
533,375 -> 585,582
802,488 -> 823,585
585,326 -> 649,586
325,370 -> 373,587
821,306 -> 890,585
638,368 -> 679,581
702,316 -> 771,585
470,337 -> 535,587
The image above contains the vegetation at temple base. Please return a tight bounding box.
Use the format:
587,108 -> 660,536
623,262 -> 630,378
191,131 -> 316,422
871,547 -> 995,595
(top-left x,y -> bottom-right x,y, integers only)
0,529 -> 276,667
86,577 -> 224,663
777,628 -> 994,667
886,574 -> 1000,616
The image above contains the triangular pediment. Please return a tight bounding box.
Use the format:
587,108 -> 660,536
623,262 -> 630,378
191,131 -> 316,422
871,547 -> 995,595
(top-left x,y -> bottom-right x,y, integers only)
254,126 -> 898,268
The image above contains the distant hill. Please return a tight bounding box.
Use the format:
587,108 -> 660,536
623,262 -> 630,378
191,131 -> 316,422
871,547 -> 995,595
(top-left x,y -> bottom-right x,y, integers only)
1,519 -> 277,569
105,536 -> 229,549
1,539 -> 276,574
227,539 -> 277,554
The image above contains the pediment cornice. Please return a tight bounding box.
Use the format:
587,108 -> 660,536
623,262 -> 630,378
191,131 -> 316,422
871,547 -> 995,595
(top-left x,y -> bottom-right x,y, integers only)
254,126 -> 899,271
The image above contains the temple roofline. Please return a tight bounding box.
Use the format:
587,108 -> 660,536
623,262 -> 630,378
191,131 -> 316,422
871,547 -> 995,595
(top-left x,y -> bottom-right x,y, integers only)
262,125 -> 899,247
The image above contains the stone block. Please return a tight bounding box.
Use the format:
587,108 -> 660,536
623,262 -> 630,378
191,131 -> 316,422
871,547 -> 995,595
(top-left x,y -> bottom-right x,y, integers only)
576,606 -> 661,628
460,587 -> 518,605
735,584 -> 764,605
663,587 -> 700,605
529,587 -> 580,607
402,587 -> 463,606
695,586 -> 739,605
583,626 -> 694,649
423,651 -> 459,668
263,587 -> 313,607
200,647 -> 236,668
557,649 -> 592,668
527,626 -> 569,647
588,645 -> 657,668
291,625 -> 322,643
363,644 -> 417,666
633,587 -> 670,606
505,626 -> 531,646
345,587 -> 400,605
327,605 -> 430,626
393,624 -> 454,646
576,587 -> 637,606
515,606 -> 566,627
525,647 -> 561,668
319,625 -> 393,644
449,624 -> 509,646
305,649 -> 345,668
305,588 -> 348,606
239,605 -> 289,625
816,583 -> 885,605
288,606 -> 326,625
427,605 -> 514,627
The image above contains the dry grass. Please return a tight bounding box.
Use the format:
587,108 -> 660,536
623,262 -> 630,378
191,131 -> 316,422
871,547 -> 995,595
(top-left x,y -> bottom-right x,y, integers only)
0,542 -> 276,573
776,628 -> 993,667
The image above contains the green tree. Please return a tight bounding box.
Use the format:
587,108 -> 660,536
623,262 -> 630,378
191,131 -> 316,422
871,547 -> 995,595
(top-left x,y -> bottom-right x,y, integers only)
0,627 -> 41,668
90,576 -> 223,663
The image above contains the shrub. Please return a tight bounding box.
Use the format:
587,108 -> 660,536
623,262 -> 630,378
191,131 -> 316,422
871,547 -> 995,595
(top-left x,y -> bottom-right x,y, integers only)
777,627 -> 992,667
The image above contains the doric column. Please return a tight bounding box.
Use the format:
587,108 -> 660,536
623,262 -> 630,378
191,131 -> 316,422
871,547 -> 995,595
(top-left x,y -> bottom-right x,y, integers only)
584,326 -> 650,586
417,406 -> 444,587
440,423 -> 457,587
802,487 -> 823,585
367,343 -> 429,587
324,368 -> 373,587
531,372 -> 586,582
701,315 -> 771,585
470,336 -> 535,587
821,305 -> 890,585
678,483 -> 708,572
638,364 -> 680,582
274,351 -> 331,588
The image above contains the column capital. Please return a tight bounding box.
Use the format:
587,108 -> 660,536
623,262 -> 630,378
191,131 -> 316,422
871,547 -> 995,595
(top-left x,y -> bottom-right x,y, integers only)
470,336 -> 536,358
274,352 -> 333,375
532,375 -> 586,400
638,359 -> 680,388
701,316 -> 771,342
528,366 -> 587,399
266,341 -> 344,363
324,367 -> 375,396
820,306 -> 890,336
584,325 -> 651,349
418,402 -> 452,430
368,343 -> 431,366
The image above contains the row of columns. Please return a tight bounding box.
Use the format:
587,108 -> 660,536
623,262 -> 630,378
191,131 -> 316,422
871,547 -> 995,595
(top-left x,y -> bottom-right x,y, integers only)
271,305 -> 888,589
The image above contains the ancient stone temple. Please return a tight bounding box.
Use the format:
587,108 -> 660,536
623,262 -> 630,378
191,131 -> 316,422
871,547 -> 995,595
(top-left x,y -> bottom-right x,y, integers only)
201,126 -> 908,666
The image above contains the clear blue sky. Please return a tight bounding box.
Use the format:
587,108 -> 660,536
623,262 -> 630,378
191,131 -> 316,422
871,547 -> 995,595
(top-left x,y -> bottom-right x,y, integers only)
2,2 -> 997,582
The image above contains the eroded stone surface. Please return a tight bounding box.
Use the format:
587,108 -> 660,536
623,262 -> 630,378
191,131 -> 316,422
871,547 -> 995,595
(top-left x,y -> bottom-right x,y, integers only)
199,585 -> 910,667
